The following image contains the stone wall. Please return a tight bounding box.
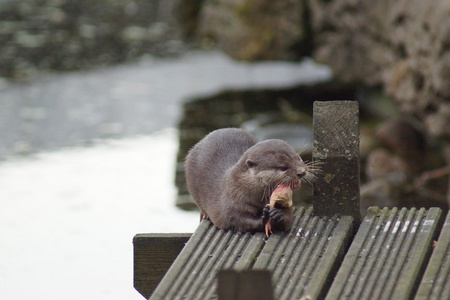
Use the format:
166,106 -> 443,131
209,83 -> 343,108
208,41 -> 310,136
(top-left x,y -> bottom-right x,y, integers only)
0,0 -> 182,78
310,0 -> 450,143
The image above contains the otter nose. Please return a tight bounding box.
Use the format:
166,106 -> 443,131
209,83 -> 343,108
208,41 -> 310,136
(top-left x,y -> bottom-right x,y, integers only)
297,170 -> 306,178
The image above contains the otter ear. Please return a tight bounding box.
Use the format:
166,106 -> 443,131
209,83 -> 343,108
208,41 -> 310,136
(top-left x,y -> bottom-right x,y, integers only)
246,159 -> 257,168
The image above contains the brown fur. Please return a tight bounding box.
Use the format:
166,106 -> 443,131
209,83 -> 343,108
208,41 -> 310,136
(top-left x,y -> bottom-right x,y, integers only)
185,128 -> 307,233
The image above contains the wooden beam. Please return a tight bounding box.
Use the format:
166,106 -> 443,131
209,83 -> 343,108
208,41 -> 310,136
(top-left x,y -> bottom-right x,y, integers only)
313,100 -> 361,224
133,233 -> 191,299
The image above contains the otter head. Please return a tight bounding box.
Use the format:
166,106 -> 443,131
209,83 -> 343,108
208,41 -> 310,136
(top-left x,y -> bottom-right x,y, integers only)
241,139 -> 308,192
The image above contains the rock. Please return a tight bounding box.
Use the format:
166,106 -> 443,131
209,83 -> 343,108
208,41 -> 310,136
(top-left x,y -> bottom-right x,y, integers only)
309,0 -> 450,142
196,0 -> 309,61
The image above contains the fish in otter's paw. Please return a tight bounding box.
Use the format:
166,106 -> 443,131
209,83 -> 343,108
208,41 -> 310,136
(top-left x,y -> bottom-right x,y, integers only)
185,128 -> 315,235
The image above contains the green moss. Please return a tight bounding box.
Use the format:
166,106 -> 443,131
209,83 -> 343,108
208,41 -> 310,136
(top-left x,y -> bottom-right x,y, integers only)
261,28 -> 275,45
234,0 -> 253,19
234,0 -> 259,25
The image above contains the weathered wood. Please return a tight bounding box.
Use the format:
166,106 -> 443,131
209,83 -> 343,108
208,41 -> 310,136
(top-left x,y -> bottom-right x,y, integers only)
253,207 -> 354,300
133,233 -> 191,299
415,210 -> 450,300
144,208 -> 354,300
325,207 -> 442,300
313,100 -> 361,224
217,270 -> 274,300
149,220 -> 266,300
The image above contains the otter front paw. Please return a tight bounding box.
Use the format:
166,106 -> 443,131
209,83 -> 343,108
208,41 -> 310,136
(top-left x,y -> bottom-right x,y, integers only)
262,205 -> 270,225
264,207 -> 291,237
269,208 -> 286,227
263,205 -> 272,238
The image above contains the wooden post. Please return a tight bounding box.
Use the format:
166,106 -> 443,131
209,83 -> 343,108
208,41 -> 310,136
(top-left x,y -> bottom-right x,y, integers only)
217,270 -> 274,300
313,101 -> 361,225
133,233 -> 191,299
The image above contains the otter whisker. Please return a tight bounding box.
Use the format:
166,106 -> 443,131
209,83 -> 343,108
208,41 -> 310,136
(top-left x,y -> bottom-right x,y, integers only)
307,168 -> 322,176
306,160 -> 324,168
265,183 -> 278,203
261,186 -> 271,204
302,171 -> 317,185
282,179 -> 295,190
305,160 -> 323,177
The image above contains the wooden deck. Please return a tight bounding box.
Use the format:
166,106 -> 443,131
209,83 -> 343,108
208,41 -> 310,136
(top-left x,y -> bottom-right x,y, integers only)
134,206 -> 447,300
143,207 -> 353,300
326,207 -> 442,300
133,101 -> 449,300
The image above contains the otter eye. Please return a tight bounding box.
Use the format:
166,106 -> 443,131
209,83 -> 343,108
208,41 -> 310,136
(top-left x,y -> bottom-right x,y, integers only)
246,159 -> 257,168
278,166 -> 288,172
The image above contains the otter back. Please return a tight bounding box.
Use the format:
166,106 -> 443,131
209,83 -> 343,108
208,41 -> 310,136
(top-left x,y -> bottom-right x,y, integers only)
185,128 -> 257,217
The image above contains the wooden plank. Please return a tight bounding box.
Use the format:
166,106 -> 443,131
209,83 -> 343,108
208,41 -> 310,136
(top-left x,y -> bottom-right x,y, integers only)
217,270 -> 274,300
253,207 -> 354,300
325,207 -> 442,300
415,211 -> 450,300
146,209 -> 353,300
133,233 -> 191,299
149,220 -> 266,300
312,100 -> 361,225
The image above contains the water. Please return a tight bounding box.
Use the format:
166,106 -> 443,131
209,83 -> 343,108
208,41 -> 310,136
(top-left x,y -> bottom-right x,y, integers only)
0,50 -> 332,159
0,129 -> 199,299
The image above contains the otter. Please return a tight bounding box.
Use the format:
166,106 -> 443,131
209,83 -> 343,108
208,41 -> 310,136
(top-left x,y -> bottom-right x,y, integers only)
185,128 -> 310,234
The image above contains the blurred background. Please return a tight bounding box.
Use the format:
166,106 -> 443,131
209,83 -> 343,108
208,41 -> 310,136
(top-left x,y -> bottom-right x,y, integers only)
0,0 -> 449,299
